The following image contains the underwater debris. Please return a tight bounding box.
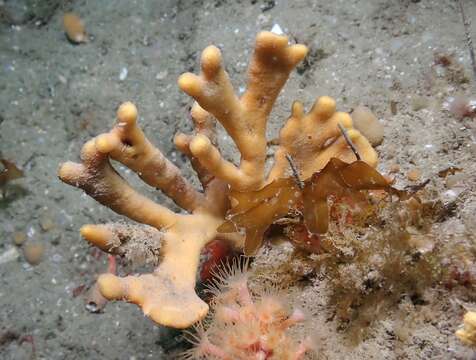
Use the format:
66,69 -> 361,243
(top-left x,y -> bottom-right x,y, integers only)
0,159 -> 24,187
437,166 -> 463,178
0,159 -> 24,198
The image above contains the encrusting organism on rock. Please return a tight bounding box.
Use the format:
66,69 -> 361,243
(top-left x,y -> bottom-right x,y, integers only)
58,31 -> 377,328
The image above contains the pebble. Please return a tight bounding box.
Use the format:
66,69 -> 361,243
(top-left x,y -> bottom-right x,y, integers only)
271,23 -> 284,35
119,67 -> 128,81
23,242 -> 45,265
407,168 -> 421,182
389,163 -> 400,173
442,189 -> 460,203
351,105 -> 384,146
13,231 -> 27,246
0,247 -> 20,265
63,13 -> 87,44
257,14 -> 271,25
411,96 -> 429,111
446,173 -> 467,188
155,70 -> 168,80
470,143 -> 476,157
390,100 -> 398,115
40,214 -> 55,232
58,74 -> 67,84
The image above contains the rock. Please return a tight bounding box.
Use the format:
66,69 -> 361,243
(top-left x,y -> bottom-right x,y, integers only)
407,168 -> 421,182
446,173 -> 467,188
155,70 -> 168,80
389,163 -> 400,173
351,106 -> 384,146
63,13 -> 87,44
13,232 -> 26,246
40,213 -> 55,232
0,247 -> 20,265
411,95 -> 429,111
23,241 -> 45,265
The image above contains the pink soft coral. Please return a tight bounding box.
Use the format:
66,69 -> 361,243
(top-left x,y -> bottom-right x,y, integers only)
183,261 -> 314,360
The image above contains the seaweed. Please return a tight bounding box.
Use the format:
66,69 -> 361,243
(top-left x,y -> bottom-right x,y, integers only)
0,159 -> 24,199
218,157 -> 418,255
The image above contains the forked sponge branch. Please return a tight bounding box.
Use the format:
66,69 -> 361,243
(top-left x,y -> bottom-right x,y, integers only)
58,31 -> 377,328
